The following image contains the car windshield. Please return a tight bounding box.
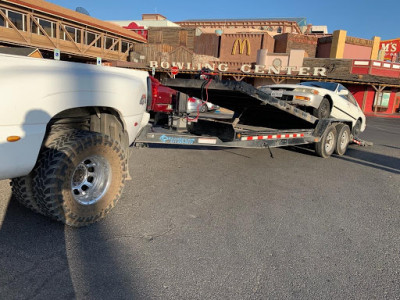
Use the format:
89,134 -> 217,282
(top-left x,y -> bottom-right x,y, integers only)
300,81 -> 338,92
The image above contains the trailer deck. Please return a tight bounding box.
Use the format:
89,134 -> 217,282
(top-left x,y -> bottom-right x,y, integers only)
138,78 -> 356,157
135,123 -> 315,149
162,78 -> 318,126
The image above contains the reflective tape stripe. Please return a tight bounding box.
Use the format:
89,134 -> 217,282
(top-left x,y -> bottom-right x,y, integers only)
241,133 -> 305,141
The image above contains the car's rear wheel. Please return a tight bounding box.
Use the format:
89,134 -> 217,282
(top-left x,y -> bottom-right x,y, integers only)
352,119 -> 362,137
334,123 -> 350,156
313,98 -> 331,119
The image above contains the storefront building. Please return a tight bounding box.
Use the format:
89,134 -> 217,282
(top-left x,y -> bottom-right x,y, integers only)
138,25 -> 400,115
0,1 -> 398,115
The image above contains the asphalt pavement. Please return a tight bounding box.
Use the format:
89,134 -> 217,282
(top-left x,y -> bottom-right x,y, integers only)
0,117 -> 399,299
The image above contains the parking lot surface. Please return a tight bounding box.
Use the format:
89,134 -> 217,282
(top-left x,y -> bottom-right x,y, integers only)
0,117 -> 399,299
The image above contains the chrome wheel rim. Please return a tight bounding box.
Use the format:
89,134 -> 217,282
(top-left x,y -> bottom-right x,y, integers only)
340,130 -> 349,151
71,155 -> 111,205
325,131 -> 335,153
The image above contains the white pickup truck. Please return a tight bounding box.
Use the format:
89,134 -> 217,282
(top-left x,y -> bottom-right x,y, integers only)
0,54 -> 150,227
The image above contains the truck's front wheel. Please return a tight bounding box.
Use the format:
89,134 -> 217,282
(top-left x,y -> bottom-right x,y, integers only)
33,129 -> 127,227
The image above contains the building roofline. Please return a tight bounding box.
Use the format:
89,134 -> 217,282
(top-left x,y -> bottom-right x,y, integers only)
176,18 -> 306,23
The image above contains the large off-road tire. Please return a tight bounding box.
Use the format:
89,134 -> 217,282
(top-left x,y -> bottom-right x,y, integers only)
315,124 -> 337,158
32,129 -> 128,227
313,98 -> 331,119
11,175 -> 42,214
10,126 -> 74,215
334,123 -> 351,156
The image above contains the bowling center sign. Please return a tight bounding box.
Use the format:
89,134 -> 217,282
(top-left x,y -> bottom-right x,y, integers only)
149,61 -> 328,77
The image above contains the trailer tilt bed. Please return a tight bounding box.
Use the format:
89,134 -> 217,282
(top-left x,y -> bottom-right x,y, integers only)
135,78 -> 359,158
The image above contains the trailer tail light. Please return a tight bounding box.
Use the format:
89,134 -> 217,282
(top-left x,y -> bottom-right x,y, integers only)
152,85 -> 158,99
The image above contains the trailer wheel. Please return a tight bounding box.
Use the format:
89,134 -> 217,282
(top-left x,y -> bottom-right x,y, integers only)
315,124 -> 337,158
313,98 -> 331,119
334,124 -> 350,156
32,129 -> 127,227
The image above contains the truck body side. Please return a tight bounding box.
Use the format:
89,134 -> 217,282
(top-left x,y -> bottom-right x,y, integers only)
0,54 -> 150,180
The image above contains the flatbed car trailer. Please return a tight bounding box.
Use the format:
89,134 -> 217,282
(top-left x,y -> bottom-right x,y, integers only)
136,78 -> 367,158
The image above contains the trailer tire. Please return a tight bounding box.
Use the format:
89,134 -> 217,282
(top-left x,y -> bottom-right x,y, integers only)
315,124 -> 337,158
313,98 -> 331,119
32,129 -> 128,227
334,124 -> 350,156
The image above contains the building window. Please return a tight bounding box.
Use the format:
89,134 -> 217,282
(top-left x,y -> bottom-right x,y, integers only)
121,41 -> 130,53
277,27 -> 282,33
63,25 -> 81,43
39,19 -> 56,37
85,31 -> 101,47
9,11 -> 26,31
31,18 -> 56,37
1,9 -> 27,31
104,36 -> 119,51
104,36 -> 113,49
0,9 -> 5,27
374,91 -> 390,108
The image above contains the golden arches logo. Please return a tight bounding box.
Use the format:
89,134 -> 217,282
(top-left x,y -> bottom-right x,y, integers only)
232,39 -> 251,56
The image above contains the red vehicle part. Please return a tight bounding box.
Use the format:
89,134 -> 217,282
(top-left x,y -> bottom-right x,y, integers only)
149,76 -> 177,113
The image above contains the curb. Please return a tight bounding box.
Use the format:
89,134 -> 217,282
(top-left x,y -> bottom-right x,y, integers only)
365,113 -> 400,119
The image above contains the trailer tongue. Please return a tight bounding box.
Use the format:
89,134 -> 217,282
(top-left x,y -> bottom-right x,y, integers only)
136,78 -> 355,158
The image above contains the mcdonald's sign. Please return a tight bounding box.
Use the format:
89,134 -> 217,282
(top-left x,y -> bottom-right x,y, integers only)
232,39 -> 251,56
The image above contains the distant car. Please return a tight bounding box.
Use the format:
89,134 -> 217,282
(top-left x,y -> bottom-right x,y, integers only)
258,81 -> 366,135
187,97 -> 219,113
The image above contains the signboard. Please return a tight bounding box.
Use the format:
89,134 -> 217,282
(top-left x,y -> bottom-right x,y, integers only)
171,66 -> 179,75
54,49 -> 60,60
232,38 -> 251,56
380,39 -> 400,61
150,61 -> 327,77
